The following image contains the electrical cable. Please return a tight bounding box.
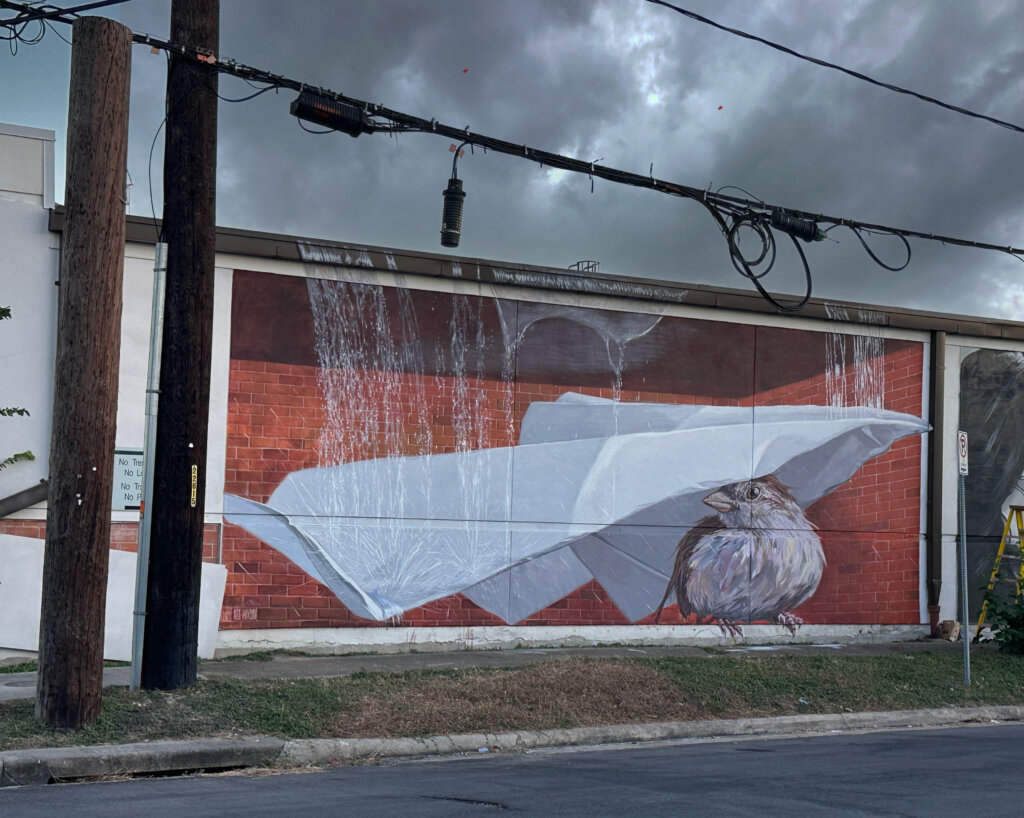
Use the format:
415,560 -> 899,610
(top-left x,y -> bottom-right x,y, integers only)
1,2 -> 75,50
450,139 -> 471,179
44,18 -> 69,43
727,215 -> 775,278
215,82 -> 279,104
824,224 -> 912,272
0,0 -> 126,56
126,22 -> 1023,311
0,0 -> 124,26
1,14 -> 43,51
147,115 -> 166,243
297,119 -> 334,135
715,185 -> 764,204
644,0 -> 1024,136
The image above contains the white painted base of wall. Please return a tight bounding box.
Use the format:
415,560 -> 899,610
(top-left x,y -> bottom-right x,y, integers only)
0,648 -> 35,666
0,534 -> 227,661
215,623 -> 931,657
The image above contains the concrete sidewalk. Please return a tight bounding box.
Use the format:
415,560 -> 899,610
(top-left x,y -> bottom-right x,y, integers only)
0,639 -> 996,787
0,637 -> 971,701
197,638 -> 973,682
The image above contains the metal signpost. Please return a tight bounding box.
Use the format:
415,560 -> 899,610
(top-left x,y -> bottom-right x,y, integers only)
130,243 -> 167,689
957,430 -> 971,686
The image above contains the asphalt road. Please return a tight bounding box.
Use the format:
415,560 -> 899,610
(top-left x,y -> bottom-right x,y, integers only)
2,724 -> 1022,817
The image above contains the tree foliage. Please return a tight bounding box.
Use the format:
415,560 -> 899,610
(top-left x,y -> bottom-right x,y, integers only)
982,585 -> 1024,654
1,305 -> 34,471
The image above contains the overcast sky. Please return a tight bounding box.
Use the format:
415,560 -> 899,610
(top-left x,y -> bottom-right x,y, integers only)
2,0 -> 1023,318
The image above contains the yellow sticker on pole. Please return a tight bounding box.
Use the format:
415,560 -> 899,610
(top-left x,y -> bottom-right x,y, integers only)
190,464 -> 198,507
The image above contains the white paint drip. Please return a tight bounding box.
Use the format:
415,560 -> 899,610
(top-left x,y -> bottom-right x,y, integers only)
824,303 -> 886,417
491,268 -> 686,302
297,242 -> 348,265
305,272 -> 522,612
302,265 -> 667,615
298,242 -> 375,270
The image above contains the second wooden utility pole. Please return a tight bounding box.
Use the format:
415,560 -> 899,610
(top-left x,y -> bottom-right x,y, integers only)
141,0 -> 219,690
36,15 -> 132,729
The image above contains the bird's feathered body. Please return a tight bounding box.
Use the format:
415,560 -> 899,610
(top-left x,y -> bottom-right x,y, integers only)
655,475 -> 825,632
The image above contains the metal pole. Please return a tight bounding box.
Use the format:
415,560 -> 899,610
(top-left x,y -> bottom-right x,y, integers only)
958,472 -> 971,686
143,0 -> 219,691
925,331 -> 946,635
130,242 -> 166,690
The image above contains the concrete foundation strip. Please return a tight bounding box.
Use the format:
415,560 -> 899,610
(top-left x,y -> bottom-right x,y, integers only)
0,737 -> 285,788
278,705 -> 1024,764
3,706 -> 1023,787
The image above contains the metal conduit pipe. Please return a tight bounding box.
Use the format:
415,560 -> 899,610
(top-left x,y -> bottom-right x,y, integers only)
0,480 -> 48,518
926,330 -> 946,636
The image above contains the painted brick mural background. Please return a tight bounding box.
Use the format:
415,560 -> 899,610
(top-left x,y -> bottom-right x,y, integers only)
220,269 -> 926,630
0,519 -> 221,562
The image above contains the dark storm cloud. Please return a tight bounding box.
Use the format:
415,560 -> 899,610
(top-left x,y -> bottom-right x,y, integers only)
112,0 -> 1024,317
702,0 -> 1024,311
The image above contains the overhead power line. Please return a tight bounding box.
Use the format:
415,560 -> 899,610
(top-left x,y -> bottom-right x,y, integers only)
0,0 -> 125,26
128,29 -> 1024,312
0,0 -> 125,48
644,0 -> 1024,136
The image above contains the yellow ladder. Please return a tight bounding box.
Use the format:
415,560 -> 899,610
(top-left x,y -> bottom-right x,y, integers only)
975,505 -> 1024,640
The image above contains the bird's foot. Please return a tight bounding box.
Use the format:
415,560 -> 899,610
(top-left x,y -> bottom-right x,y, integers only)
777,611 -> 804,636
717,619 -> 744,638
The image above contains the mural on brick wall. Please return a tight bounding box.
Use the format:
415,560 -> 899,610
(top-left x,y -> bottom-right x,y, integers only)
221,268 -> 928,632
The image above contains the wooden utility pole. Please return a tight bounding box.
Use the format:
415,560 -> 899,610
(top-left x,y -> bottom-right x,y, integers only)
141,0 -> 219,690
36,16 -> 132,729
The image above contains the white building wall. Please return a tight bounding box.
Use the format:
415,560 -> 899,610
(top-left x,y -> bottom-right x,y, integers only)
0,121 -> 230,659
113,242 -> 232,523
0,123 -> 233,527
0,123 -> 58,505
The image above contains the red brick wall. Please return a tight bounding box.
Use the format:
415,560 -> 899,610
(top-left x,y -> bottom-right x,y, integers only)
221,335 -> 925,630
762,340 -> 921,625
0,519 -> 46,539
224,361 -> 323,504
0,520 -> 221,562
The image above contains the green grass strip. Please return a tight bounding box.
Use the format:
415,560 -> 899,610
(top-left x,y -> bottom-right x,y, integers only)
1,652 -> 1022,752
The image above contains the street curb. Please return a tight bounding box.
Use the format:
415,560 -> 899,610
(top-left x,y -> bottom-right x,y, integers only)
0,736 -> 285,788
2,707 -> 1022,786
278,705 -> 1024,766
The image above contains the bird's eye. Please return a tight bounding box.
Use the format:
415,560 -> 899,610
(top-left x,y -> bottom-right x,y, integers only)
745,485 -> 762,500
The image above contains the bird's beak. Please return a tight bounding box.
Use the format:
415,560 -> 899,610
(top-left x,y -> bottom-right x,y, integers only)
703,491 -> 734,512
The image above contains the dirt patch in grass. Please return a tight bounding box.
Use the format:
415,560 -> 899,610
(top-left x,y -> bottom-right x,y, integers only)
340,659 -> 683,737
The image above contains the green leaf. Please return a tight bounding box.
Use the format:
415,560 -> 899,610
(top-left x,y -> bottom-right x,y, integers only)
0,408 -> 29,417
0,450 -> 34,471
982,585 -> 1024,653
